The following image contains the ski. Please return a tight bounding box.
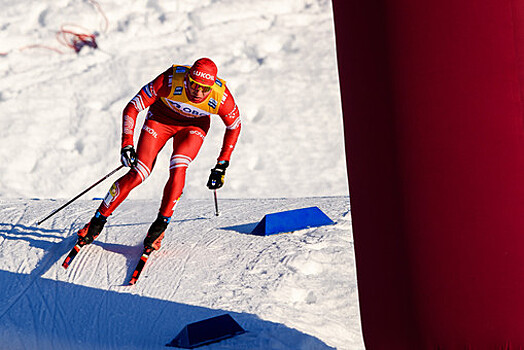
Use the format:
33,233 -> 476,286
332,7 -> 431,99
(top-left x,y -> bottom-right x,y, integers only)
62,239 -> 154,284
62,243 -> 83,269
128,249 -> 153,285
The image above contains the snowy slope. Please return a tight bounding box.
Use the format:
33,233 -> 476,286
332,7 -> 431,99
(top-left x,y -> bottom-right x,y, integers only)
0,0 -> 362,348
0,0 -> 347,200
0,197 -> 362,350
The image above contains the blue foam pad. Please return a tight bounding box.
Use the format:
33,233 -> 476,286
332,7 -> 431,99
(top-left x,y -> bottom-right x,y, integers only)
166,314 -> 245,349
250,206 -> 334,236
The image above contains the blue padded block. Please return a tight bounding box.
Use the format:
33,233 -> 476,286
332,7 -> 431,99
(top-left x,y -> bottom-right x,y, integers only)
166,314 -> 245,349
250,206 -> 334,236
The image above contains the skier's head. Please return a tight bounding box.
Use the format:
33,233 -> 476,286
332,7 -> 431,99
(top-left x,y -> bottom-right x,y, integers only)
186,57 -> 217,102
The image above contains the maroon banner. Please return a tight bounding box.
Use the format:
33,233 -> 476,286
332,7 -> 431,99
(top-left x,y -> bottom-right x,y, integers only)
333,0 -> 524,348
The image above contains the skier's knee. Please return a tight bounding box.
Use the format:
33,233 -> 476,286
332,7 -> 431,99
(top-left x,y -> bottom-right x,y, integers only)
169,154 -> 192,172
131,161 -> 151,183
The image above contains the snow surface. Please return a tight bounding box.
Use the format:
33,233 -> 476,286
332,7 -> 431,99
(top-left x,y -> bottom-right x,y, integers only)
0,0 -> 363,349
1,197 -> 361,350
0,0 -> 348,200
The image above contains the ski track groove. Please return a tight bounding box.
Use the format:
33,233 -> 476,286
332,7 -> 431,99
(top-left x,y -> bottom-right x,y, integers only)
87,246 -> 104,284
1,203 -> 29,251
103,226 -> 113,287
89,242 -> 105,285
147,226 -> 218,327
96,289 -> 111,350
149,225 -> 216,304
37,280 -> 58,347
202,231 -> 222,248
0,220 -> 77,322
68,243 -> 93,283
23,295 -> 36,350
52,285 -> 71,350
158,245 -> 192,299
34,226 -> 78,340
105,250 -> 112,287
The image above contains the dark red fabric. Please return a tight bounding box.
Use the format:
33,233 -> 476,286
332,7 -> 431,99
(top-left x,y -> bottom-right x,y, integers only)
99,119 -> 208,218
333,0 -> 524,348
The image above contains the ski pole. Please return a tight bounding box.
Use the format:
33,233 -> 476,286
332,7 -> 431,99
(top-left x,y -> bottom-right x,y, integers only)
213,189 -> 220,216
36,164 -> 124,226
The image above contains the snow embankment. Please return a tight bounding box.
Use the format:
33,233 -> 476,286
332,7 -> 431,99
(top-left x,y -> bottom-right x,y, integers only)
0,196 -> 363,350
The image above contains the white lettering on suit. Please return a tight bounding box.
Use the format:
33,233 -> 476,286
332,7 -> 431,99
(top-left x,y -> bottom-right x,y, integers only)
163,99 -> 210,118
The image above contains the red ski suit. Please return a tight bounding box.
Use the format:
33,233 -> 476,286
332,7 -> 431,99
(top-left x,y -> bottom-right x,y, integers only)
98,65 -> 241,218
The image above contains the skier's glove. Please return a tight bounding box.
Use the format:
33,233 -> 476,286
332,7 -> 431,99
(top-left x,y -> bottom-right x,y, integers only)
207,161 -> 229,190
120,145 -> 138,167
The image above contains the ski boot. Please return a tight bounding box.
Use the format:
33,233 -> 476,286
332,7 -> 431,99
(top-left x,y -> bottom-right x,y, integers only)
143,214 -> 170,253
77,212 -> 107,246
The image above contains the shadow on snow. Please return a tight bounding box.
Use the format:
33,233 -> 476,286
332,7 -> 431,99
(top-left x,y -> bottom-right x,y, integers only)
0,223 -> 335,350
220,223 -> 258,235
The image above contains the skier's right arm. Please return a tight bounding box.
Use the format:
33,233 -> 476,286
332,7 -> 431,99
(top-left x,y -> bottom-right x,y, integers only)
121,68 -> 172,149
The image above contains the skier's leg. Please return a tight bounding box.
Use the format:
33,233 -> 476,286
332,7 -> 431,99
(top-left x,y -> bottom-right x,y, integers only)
143,126 -> 207,251
98,120 -> 171,217
78,120 -> 171,244
161,127 -> 207,217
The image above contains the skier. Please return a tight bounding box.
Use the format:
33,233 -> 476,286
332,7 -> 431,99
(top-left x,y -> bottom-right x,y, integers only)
76,58 -> 241,253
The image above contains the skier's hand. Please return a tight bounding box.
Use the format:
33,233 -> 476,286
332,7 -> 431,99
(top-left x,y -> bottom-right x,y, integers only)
207,161 -> 229,190
121,145 -> 138,167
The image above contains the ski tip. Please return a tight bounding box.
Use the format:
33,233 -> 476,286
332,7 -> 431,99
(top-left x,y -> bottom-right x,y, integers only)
62,244 -> 82,269
128,278 -> 137,286
62,258 -> 72,269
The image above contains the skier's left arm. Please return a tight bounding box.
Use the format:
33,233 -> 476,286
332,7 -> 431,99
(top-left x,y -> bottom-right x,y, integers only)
206,86 -> 241,190
217,86 -> 241,162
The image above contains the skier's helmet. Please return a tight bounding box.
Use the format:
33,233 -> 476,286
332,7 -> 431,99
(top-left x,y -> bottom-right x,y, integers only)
188,58 -> 217,88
